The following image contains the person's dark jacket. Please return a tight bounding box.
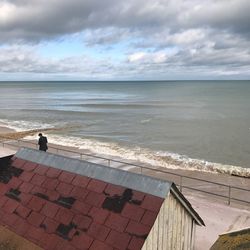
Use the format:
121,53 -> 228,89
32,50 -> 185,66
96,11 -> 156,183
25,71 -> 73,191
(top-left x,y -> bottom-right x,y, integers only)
38,136 -> 48,151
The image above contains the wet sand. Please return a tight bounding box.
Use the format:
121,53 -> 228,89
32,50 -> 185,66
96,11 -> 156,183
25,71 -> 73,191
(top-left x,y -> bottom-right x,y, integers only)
0,126 -> 65,140
0,126 -> 15,134
0,125 -> 250,249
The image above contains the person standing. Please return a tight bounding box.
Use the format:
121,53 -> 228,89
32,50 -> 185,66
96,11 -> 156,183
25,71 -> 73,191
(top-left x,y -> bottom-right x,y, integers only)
38,133 -> 48,152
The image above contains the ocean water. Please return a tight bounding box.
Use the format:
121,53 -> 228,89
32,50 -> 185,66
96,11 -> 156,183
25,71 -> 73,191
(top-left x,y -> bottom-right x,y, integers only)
0,81 -> 250,176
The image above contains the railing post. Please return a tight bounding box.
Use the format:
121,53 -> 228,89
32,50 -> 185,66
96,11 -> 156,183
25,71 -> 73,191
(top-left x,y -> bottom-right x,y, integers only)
180,176 -> 183,192
80,154 -> 83,160
228,186 -> 231,205
107,159 -> 110,167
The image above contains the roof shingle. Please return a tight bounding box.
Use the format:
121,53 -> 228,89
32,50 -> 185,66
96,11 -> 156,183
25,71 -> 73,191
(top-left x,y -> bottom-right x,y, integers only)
0,155 -> 165,250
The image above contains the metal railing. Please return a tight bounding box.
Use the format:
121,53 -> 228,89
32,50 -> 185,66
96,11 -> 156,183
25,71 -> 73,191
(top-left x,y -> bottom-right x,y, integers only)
1,138 -> 250,207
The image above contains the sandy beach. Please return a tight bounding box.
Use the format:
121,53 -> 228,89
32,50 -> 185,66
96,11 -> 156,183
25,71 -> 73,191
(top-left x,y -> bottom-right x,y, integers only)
0,125 -> 250,249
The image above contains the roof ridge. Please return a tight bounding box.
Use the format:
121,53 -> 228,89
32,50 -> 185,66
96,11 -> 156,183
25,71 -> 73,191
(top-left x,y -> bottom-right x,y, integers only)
15,148 -> 172,198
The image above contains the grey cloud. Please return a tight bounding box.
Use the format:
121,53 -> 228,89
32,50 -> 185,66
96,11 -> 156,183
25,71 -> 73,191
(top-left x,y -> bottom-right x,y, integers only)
0,0 -> 149,42
0,0 -> 115,42
83,28 -> 132,47
1,0 -> 249,43
181,0 -> 250,37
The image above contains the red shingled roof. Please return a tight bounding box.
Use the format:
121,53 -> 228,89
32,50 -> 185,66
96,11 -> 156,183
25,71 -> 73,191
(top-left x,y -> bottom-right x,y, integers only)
0,156 -> 164,250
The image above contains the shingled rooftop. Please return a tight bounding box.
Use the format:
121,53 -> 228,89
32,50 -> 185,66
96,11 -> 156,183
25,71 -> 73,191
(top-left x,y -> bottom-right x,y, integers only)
0,148 -> 204,250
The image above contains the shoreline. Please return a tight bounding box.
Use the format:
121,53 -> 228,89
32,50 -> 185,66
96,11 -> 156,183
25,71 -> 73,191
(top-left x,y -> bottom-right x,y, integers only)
0,125 -> 16,134
0,125 -> 66,140
1,125 -> 250,178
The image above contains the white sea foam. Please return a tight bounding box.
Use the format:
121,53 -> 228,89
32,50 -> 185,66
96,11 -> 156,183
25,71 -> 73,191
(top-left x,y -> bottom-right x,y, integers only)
25,133 -> 250,177
2,119 -> 249,177
140,119 -> 151,124
0,119 -> 53,132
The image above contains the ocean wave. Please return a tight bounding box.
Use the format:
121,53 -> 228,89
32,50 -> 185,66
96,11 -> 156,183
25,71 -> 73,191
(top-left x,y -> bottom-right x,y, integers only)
65,103 -> 166,109
140,119 -> 152,124
24,133 -> 250,177
0,119 -> 53,132
0,109 -> 107,115
2,118 -> 249,177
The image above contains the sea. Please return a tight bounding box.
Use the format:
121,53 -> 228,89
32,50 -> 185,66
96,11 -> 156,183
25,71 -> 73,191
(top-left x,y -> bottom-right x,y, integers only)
0,80 -> 250,176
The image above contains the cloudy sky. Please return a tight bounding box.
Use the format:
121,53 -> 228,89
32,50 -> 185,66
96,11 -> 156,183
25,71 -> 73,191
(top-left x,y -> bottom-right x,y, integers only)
0,0 -> 250,80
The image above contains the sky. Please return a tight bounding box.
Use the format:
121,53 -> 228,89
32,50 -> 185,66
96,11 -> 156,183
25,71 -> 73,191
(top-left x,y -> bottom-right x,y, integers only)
0,0 -> 250,80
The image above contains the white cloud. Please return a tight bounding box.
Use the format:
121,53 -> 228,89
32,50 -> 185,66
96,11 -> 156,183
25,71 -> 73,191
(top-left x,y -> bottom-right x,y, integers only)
0,2 -> 16,22
128,52 -> 147,63
153,52 -> 168,63
128,51 -> 171,64
0,45 -> 105,74
168,29 -> 205,45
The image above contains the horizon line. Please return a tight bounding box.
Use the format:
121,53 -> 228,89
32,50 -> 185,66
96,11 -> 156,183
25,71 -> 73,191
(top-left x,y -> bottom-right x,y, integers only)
0,79 -> 250,82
